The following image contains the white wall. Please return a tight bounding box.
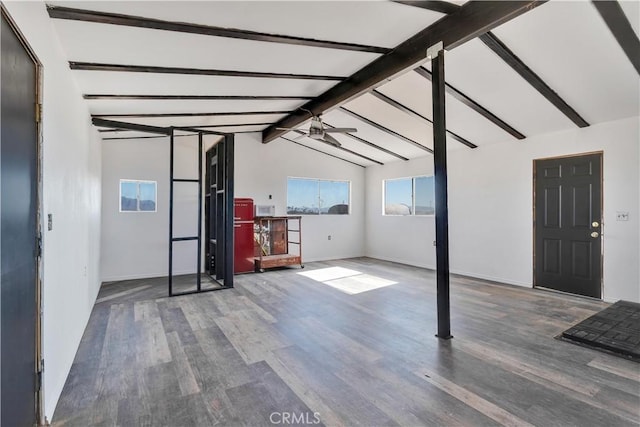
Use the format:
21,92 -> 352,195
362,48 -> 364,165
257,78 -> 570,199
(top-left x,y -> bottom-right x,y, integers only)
234,133 -> 365,262
366,116 -> 640,303
3,2 -> 102,421
101,132 -> 365,280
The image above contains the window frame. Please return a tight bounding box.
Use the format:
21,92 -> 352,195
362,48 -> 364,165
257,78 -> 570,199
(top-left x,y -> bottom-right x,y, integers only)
286,176 -> 351,216
382,175 -> 435,217
119,179 -> 158,213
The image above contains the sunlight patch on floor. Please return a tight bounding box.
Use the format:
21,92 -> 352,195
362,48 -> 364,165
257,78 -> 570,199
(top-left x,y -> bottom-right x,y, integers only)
298,267 -> 398,294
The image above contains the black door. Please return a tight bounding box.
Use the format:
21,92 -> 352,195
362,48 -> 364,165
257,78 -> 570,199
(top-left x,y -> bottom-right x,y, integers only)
534,153 -> 602,298
1,8 -> 39,426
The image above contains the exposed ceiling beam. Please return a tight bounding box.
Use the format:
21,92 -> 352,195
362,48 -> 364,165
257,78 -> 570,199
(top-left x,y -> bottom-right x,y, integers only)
69,62 -> 344,81
263,0 -> 545,143
92,111 -> 290,118
370,90 -> 477,148
413,67 -> 525,139
92,117 -> 171,134
592,0 -> 640,76
393,0 -> 589,128
185,122 -> 274,129
84,94 -> 314,100
103,135 -> 166,141
391,1 -> 459,15
340,107 -> 433,153
98,121 -> 274,132
292,130 -> 384,165
478,32 -> 589,127
98,128 -> 127,133
174,126 -> 226,136
47,5 -> 389,54
280,137 -> 366,168
324,122 -> 410,161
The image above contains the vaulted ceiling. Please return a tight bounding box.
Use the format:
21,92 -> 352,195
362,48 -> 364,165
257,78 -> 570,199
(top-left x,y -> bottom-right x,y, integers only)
48,1 -> 639,168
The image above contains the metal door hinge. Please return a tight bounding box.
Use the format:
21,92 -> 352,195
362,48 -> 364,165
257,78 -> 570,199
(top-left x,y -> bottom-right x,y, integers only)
36,234 -> 42,258
35,103 -> 42,123
36,359 -> 44,392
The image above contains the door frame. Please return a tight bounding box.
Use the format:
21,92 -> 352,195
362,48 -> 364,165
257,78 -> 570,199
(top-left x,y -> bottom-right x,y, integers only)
532,150 -> 604,299
1,4 -> 44,424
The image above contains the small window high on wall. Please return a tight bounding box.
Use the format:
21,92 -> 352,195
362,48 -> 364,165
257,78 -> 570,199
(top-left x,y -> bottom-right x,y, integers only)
120,180 -> 157,212
287,177 -> 350,215
383,176 -> 434,216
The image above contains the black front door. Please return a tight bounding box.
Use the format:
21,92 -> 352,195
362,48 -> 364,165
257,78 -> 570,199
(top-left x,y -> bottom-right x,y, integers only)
1,8 -> 40,426
534,153 -> 602,298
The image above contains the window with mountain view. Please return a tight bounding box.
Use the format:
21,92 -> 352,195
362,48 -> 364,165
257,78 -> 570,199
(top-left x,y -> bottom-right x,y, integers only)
383,175 -> 434,216
287,178 -> 350,215
120,180 -> 157,212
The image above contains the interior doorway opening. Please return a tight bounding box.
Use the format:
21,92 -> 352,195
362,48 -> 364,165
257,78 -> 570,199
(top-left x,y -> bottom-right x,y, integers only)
93,119 -> 236,296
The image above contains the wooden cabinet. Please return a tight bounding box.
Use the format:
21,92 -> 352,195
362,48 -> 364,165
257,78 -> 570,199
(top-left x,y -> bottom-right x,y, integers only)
254,216 -> 303,272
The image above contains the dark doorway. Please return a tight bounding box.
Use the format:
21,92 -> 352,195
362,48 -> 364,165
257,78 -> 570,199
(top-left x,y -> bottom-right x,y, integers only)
534,153 -> 602,299
1,6 -> 41,426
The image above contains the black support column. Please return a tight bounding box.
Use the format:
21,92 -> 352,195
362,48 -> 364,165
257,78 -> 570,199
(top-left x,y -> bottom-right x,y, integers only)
431,46 -> 452,339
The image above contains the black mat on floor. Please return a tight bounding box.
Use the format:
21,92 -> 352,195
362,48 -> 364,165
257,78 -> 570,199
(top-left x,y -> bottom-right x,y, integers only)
560,300 -> 640,362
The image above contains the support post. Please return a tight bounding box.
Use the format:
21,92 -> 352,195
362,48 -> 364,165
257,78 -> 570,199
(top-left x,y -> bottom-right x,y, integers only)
168,128 -> 175,296
431,46 -> 452,339
196,132 -> 203,291
224,134 -> 235,288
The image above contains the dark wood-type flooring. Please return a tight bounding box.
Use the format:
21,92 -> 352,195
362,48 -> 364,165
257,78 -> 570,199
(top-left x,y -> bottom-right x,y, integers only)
52,258 -> 640,426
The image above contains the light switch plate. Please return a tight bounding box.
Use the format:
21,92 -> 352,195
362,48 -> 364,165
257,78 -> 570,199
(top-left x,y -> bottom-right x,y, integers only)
616,211 -> 629,221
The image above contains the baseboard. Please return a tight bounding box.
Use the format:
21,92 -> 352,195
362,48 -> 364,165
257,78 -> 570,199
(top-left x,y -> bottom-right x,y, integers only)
101,270 -> 195,283
364,254 -> 532,288
365,254 -> 435,271
449,269 -> 531,288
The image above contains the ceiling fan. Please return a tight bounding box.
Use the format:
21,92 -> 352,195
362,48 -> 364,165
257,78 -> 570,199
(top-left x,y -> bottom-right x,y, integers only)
277,113 -> 356,147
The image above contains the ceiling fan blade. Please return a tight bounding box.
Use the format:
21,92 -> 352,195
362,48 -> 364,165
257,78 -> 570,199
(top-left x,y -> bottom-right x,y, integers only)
290,129 -> 310,141
321,133 -> 342,147
324,127 -> 357,133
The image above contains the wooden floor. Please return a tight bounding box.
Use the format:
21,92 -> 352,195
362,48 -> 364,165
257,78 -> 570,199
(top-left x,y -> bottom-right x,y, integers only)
52,258 -> 640,426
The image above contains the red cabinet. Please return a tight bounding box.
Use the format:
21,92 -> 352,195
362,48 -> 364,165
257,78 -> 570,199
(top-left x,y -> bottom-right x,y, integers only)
234,198 -> 254,274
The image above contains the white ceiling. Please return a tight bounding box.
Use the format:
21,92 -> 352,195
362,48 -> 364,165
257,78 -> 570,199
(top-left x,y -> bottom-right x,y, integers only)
47,0 -> 640,167
50,1 -> 443,48
53,20 -> 380,76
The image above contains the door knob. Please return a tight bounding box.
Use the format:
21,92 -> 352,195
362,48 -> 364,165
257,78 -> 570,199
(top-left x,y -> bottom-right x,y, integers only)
591,231 -> 599,238
592,221 -> 600,228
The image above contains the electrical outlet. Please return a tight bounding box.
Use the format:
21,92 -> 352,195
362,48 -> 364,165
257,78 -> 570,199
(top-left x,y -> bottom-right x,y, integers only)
47,214 -> 53,231
616,211 -> 629,221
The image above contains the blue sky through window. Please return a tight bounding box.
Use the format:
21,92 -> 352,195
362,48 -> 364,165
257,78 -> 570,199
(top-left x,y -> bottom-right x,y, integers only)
384,178 -> 412,215
384,176 -> 434,215
287,178 -> 349,215
120,180 -> 157,212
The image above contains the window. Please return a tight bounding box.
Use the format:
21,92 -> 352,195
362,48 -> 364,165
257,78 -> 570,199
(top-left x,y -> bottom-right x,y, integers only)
287,177 -> 350,215
120,180 -> 157,212
383,176 -> 434,216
